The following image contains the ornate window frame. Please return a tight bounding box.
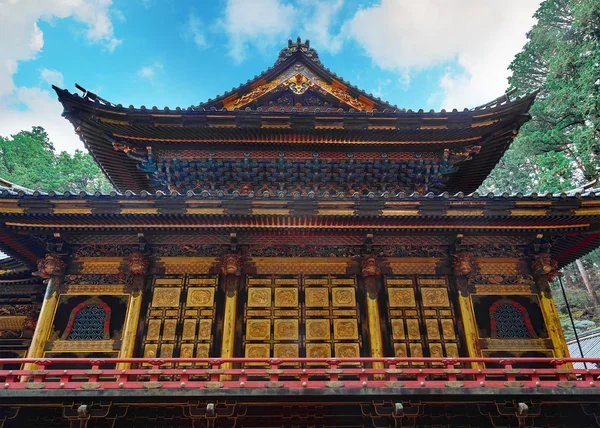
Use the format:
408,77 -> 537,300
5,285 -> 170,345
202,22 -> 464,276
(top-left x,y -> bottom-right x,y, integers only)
61,299 -> 111,340
489,298 -> 537,339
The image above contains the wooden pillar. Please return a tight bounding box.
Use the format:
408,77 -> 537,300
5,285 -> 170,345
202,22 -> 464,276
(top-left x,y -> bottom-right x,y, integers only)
532,254 -> 570,358
23,253 -> 66,376
219,254 -> 242,374
456,286 -> 483,362
452,251 -> 483,368
117,252 -> 150,370
361,257 -> 384,371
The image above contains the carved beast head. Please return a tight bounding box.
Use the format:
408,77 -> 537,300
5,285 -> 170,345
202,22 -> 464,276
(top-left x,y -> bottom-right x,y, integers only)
452,252 -> 475,276
361,256 -> 381,277
34,253 -> 66,279
126,252 -> 149,276
221,254 -> 242,276
531,253 -> 562,281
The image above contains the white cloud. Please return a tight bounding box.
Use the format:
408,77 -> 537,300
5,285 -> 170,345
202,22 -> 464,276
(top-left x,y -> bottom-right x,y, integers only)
0,86 -> 85,154
341,0 -> 541,109
182,11 -> 208,49
40,68 -> 64,87
0,0 -> 121,153
220,0 -> 348,61
300,0 -> 344,54
137,62 -> 163,79
220,0 -> 296,63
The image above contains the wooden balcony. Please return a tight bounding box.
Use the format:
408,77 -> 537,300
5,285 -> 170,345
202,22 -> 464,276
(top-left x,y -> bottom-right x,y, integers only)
2,357 -> 600,393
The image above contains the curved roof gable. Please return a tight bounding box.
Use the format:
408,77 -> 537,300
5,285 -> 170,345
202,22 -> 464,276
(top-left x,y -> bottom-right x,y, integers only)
200,37 -> 398,112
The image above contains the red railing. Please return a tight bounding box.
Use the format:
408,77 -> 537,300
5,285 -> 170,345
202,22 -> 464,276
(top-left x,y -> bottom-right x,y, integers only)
1,357 -> 599,391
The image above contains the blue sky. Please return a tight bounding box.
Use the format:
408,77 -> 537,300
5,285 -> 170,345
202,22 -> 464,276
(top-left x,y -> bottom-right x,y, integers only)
0,0 -> 541,153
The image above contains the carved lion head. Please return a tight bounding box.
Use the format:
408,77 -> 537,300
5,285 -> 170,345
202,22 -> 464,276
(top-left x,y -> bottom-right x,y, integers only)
221,254 -> 242,276
452,252 -> 475,276
531,253 -> 562,281
33,253 -> 66,279
126,252 -> 149,276
361,256 -> 381,277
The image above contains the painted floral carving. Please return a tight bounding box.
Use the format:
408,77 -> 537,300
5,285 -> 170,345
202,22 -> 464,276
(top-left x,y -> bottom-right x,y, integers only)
34,253 -> 67,279
452,252 -> 475,276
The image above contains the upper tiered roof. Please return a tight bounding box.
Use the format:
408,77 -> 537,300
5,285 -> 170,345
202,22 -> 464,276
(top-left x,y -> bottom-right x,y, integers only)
53,38 -> 536,196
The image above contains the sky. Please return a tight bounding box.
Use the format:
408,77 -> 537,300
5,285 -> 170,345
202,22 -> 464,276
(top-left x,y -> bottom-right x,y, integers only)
0,0 -> 542,154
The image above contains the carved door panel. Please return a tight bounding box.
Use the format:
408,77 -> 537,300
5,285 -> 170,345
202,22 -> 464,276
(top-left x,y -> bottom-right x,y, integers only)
243,274 -> 362,362
303,275 -> 361,361
385,276 -> 459,365
418,277 -> 460,361
141,274 -> 218,363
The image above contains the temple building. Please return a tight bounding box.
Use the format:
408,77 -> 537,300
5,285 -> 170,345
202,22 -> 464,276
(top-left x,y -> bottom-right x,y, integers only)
2,38 -> 600,426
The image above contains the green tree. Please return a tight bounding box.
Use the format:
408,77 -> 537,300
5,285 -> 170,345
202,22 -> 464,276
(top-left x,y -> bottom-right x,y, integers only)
481,0 -> 600,194
0,126 -> 113,193
480,0 -> 600,336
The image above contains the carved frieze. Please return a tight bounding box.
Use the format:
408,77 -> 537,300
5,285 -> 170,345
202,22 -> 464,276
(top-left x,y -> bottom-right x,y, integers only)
74,245 -> 137,258
377,245 -> 448,258
153,245 -> 227,258
247,245 -> 358,258
469,274 -> 535,286
63,274 -> 127,286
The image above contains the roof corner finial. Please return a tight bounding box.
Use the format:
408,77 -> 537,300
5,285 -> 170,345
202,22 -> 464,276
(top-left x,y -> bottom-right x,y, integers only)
305,39 -> 310,48
288,38 -> 293,48
297,36 -> 302,45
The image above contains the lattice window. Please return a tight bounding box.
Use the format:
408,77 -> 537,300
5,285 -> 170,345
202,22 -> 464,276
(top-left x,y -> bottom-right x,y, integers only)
490,299 -> 536,339
63,302 -> 111,340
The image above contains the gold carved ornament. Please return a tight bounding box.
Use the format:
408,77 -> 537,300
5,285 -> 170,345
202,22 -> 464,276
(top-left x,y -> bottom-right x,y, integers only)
224,78 -> 282,109
316,79 -> 367,111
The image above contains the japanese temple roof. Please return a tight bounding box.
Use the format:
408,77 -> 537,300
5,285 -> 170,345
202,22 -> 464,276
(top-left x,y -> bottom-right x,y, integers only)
0,256 -> 43,294
52,38 -> 537,195
1,187 -> 600,268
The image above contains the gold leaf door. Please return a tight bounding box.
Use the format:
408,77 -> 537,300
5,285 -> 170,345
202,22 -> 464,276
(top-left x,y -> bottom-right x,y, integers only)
243,275 -> 362,363
385,276 -> 459,365
141,275 -> 218,363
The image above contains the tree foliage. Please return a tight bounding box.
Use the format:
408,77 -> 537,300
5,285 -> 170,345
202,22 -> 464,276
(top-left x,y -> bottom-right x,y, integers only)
481,0 -> 600,194
0,126 -> 113,193
479,0 -> 600,336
